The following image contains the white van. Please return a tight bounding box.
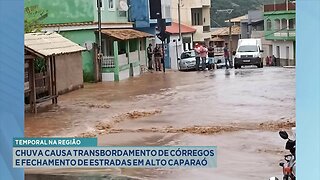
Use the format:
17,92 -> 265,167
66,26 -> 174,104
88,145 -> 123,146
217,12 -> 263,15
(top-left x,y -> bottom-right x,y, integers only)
234,38 -> 264,69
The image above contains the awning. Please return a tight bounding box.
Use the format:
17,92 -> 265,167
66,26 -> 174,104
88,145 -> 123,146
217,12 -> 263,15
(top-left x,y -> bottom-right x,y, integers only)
166,22 -> 196,34
25,32 -> 86,57
101,29 -> 153,40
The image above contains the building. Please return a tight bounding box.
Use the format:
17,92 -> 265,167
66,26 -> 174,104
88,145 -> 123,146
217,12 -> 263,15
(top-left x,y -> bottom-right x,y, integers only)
240,10 -> 273,65
24,32 -> 85,113
263,1 -> 296,66
26,0 -> 152,82
127,0 -> 172,69
210,26 -> 241,55
166,22 -> 196,69
170,0 -> 211,46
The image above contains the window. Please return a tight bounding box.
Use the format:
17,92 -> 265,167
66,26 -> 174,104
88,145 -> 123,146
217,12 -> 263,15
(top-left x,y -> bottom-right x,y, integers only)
108,0 -> 115,11
289,18 -> 295,29
266,19 -> 272,31
96,0 -> 105,10
191,8 -> 203,26
281,18 -> 287,30
275,19 -> 281,30
237,45 -> 258,52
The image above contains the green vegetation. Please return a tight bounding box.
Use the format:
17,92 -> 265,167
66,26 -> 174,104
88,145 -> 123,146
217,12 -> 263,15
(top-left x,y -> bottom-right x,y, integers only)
211,0 -> 285,27
24,5 -> 48,33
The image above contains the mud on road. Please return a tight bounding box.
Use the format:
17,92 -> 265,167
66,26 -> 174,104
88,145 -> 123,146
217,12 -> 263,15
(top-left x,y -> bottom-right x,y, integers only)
25,68 -> 295,180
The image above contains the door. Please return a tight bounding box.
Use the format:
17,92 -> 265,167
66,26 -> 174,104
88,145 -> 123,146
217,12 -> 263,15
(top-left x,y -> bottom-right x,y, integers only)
286,46 -> 290,66
276,46 -> 280,66
269,45 -> 273,56
276,46 -> 280,59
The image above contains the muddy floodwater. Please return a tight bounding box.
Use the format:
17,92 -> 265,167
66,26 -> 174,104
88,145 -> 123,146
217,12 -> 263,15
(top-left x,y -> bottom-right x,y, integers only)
25,67 -> 295,180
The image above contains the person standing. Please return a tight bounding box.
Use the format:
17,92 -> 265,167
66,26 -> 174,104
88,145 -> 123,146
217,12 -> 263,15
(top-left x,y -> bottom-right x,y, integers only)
199,43 -> 208,71
207,44 -> 215,70
153,45 -> 162,71
224,43 -> 230,69
194,43 -> 201,71
147,43 -> 153,70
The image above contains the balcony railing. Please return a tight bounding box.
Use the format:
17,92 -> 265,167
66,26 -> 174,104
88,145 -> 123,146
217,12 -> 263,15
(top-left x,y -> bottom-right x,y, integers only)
102,56 -> 115,68
265,29 -> 295,40
264,3 -> 296,12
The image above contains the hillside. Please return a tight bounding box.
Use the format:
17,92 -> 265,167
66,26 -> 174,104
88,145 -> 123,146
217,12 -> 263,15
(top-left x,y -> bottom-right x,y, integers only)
211,0 -> 285,27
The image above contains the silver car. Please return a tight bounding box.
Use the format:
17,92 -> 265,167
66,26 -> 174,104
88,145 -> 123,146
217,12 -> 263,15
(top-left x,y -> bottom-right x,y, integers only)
214,56 -> 230,69
178,50 -> 207,70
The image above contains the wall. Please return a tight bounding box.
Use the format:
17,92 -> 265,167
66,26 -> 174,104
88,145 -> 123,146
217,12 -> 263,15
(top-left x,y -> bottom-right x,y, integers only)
93,0 -> 128,23
251,30 -> 273,64
55,52 -> 84,94
169,34 -> 184,70
128,0 -> 150,28
264,11 -> 295,41
171,0 -> 191,25
59,30 -> 96,82
272,40 -> 295,66
171,0 -> 211,43
26,0 -> 94,24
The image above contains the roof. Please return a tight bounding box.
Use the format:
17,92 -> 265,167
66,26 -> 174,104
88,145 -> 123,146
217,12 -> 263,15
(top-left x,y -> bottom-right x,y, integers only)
42,22 -> 133,27
100,29 -> 153,40
211,26 -> 241,36
166,22 -> 196,34
25,32 -> 86,57
225,15 -> 248,23
211,37 -> 225,42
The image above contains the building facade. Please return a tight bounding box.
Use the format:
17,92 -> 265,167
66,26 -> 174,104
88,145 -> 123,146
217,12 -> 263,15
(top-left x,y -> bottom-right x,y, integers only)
26,0 -> 151,82
128,0 -> 172,69
264,1 -> 296,66
170,0 -> 211,46
240,10 -> 273,65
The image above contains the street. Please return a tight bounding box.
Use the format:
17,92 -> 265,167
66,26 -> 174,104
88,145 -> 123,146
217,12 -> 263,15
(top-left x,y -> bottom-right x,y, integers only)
25,67 -> 295,180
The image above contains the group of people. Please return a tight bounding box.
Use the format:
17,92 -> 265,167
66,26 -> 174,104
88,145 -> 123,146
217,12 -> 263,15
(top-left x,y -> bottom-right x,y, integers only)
194,42 -> 231,71
265,55 -> 277,66
147,44 -> 164,71
147,42 -> 233,72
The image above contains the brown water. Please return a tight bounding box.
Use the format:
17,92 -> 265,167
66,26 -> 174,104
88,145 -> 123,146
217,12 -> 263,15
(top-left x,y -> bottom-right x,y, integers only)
25,67 -> 295,180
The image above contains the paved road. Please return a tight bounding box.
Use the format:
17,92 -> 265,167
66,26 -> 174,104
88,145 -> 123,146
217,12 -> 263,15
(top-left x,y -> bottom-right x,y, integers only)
25,67 -> 295,180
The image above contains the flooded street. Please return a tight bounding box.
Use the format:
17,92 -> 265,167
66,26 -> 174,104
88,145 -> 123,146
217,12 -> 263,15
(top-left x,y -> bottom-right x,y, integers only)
25,67 -> 295,180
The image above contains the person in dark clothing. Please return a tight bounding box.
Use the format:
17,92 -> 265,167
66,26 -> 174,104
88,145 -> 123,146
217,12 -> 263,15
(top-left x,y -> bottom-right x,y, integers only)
224,43 -> 230,69
207,45 -> 215,70
153,45 -> 162,71
147,44 -> 153,70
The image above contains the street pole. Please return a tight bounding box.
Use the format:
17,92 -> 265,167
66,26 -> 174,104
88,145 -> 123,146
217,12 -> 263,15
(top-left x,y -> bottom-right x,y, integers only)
175,40 -> 179,70
178,0 -> 181,40
97,0 -> 102,81
162,40 -> 165,73
229,19 -> 233,68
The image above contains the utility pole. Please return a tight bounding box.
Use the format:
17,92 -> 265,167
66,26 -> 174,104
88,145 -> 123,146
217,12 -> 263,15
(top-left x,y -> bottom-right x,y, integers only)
178,0 -> 181,40
97,0 -> 102,82
217,9 -> 234,68
229,18 -> 233,68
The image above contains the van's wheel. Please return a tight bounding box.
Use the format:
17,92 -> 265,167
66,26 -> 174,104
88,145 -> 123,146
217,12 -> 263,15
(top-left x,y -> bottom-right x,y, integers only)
234,65 -> 238,69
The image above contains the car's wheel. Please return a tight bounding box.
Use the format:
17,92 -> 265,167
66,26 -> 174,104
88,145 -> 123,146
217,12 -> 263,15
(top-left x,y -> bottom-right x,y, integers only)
234,65 -> 238,69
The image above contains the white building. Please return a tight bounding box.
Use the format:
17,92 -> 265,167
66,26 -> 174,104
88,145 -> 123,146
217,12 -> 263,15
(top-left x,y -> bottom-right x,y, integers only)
170,0 -> 211,45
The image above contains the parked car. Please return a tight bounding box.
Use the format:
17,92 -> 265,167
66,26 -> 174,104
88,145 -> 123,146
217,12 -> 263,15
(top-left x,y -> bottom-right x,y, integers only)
214,56 -> 230,69
178,50 -> 208,70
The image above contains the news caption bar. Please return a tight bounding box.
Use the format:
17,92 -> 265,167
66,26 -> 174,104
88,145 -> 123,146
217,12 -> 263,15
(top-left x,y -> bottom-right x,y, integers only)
13,138 -> 217,168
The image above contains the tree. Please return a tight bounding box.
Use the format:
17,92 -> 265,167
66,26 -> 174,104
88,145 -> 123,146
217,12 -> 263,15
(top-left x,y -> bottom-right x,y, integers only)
24,5 -> 48,33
